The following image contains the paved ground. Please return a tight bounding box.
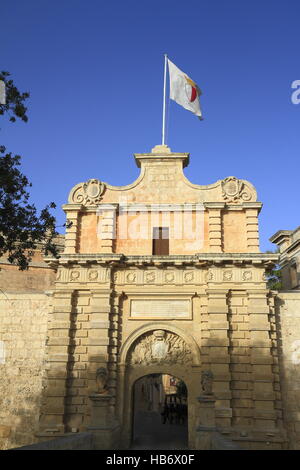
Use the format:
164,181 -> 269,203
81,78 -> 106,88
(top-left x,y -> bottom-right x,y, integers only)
131,410 -> 188,450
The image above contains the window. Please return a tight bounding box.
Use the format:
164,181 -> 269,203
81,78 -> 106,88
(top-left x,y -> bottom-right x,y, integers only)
152,227 -> 169,255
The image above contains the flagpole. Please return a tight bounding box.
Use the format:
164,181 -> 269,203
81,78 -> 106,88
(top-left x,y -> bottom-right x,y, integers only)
162,54 -> 168,146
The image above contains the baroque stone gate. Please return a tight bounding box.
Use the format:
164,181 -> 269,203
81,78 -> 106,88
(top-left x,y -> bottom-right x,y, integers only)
35,146 -> 286,448
34,144 -> 288,449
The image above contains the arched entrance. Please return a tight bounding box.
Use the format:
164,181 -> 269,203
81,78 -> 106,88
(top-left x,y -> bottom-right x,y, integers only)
118,324 -> 201,449
131,373 -> 188,449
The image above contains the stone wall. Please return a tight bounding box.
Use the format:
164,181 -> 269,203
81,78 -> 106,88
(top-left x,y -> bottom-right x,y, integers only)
276,291 -> 300,449
0,235 -> 64,293
0,292 -> 51,450
0,263 -> 56,292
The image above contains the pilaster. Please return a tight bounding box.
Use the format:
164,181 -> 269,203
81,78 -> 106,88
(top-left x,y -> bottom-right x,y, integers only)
207,204 -> 224,253
62,204 -> 83,254
247,289 -> 277,432
206,288 -> 232,427
38,289 -> 74,434
228,290 -> 253,428
97,204 -> 118,253
245,207 -> 260,252
87,284 -> 118,420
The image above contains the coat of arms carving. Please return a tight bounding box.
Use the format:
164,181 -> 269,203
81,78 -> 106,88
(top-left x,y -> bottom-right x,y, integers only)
128,329 -> 192,365
221,176 -> 252,203
69,179 -> 106,206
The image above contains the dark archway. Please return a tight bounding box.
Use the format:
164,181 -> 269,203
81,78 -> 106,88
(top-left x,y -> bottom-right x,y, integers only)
131,373 -> 188,449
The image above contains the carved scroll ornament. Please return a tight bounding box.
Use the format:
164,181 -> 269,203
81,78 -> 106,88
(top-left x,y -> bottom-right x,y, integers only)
221,176 -> 253,203
68,179 -> 105,206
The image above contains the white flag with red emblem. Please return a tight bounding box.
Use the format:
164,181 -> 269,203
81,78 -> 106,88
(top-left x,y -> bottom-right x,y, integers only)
167,59 -> 203,119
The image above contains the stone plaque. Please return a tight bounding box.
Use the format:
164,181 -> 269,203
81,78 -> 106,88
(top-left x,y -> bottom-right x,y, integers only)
130,299 -> 191,319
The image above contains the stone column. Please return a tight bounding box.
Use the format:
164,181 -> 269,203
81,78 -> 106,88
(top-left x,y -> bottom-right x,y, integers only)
62,204 -> 83,254
38,289 -> 74,436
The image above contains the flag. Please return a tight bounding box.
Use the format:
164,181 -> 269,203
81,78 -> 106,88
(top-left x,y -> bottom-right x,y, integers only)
167,58 -> 203,119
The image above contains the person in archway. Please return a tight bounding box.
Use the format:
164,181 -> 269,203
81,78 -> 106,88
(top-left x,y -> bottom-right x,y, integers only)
161,402 -> 170,424
169,402 -> 176,424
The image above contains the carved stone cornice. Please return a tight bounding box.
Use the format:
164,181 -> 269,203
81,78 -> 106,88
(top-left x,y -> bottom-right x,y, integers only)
44,252 -> 278,271
134,147 -> 190,169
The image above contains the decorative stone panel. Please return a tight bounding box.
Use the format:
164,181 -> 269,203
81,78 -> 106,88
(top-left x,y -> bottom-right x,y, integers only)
128,329 -> 192,365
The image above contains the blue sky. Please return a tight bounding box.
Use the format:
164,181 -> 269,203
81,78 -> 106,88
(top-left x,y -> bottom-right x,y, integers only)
1,0 -> 299,251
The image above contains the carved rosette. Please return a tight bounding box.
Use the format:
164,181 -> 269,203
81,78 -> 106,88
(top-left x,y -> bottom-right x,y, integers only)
223,270 -> 233,281
70,270 -> 80,281
206,270 -> 214,282
128,330 -> 192,366
64,267 -> 111,283
112,269 -> 205,285
184,271 -> 194,283
88,270 -> 99,281
126,272 -> 136,283
242,270 -> 252,281
145,271 -> 156,284
164,272 -> 175,283
221,176 -> 252,203
68,179 -> 105,206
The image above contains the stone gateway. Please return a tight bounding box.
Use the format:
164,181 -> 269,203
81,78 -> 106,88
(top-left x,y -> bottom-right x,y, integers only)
0,144 -> 300,450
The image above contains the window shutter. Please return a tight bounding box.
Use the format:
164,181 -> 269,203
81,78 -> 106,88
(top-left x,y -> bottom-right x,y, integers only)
152,227 -> 169,255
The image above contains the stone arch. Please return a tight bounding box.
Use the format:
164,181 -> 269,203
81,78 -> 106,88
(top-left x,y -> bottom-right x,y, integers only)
131,372 -> 189,448
119,322 -> 201,366
118,323 -> 201,448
